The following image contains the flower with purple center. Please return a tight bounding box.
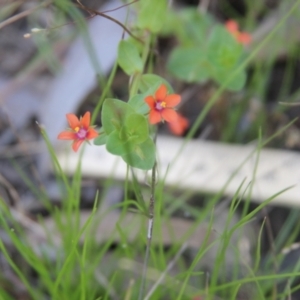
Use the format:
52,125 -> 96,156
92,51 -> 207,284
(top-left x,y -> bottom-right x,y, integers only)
76,128 -> 87,139
57,111 -> 98,152
155,101 -> 166,111
145,84 -> 181,124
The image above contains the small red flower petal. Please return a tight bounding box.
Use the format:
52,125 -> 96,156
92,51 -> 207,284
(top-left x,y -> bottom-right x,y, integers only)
155,84 -> 167,101
161,109 -> 178,123
86,128 -> 99,139
66,114 -> 80,130
145,96 -> 156,109
57,131 -> 76,140
81,111 -> 91,129
149,110 -> 162,124
238,32 -> 252,45
225,20 -> 251,46
72,139 -> 84,152
168,114 -> 189,136
164,94 -> 181,108
225,20 -> 239,33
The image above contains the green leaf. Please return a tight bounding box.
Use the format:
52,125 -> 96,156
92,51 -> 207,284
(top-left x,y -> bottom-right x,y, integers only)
122,138 -> 156,170
101,98 -> 135,135
105,114 -> 148,156
167,47 -> 211,82
106,130 -> 134,156
123,113 -> 148,144
139,74 -> 173,93
207,25 -> 243,70
93,132 -> 107,145
117,40 -> 143,75
128,93 -> 149,115
177,8 -> 213,47
137,0 -> 168,33
213,67 -> 247,91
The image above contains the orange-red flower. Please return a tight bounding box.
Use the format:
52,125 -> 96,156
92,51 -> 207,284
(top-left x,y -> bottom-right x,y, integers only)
57,111 -> 98,152
168,113 -> 189,136
145,84 -> 181,124
225,19 -> 252,45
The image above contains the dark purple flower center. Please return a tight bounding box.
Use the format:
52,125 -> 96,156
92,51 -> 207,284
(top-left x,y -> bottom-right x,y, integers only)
75,127 -> 88,139
155,101 -> 166,111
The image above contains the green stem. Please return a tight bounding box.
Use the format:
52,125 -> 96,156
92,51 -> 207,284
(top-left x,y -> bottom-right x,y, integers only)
138,160 -> 157,300
92,58 -> 119,124
129,33 -> 152,98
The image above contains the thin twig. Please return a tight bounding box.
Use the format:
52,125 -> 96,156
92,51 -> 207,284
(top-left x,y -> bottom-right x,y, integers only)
124,279 -> 135,300
0,141 -> 44,157
138,160 -> 157,300
168,0 -> 174,7
101,0 -> 139,14
263,208 -> 278,271
144,243 -> 188,300
95,269 -> 120,300
10,208 -> 50,243
119,258 -> 199,294
279,101 -> 300,106
0,173 -> 21,209
198,0 -> 210,14
76,0 -> 144,44
0,0 -> 52,30
2,113 -> 45,190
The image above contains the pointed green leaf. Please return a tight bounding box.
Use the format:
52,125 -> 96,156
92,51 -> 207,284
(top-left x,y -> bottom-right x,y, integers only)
117,40 -> 143,75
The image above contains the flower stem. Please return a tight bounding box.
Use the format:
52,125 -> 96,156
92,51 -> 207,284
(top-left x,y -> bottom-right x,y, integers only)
138,160 -> 157,300
129,33 -> 152,98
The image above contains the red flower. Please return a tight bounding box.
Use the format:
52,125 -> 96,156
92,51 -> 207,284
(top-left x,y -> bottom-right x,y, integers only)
225,19 -> 252,45
145,84 -> 181,124
168,113 -> 189,136
57,111 -> 98,152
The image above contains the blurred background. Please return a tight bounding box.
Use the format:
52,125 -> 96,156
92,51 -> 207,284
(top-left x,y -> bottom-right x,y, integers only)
1,0 -> 300,299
